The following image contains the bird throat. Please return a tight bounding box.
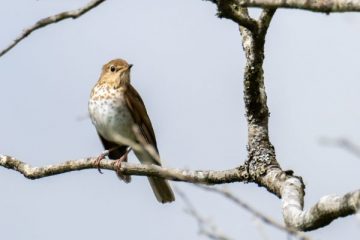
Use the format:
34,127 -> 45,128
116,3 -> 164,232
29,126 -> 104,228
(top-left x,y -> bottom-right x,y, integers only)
98,73 -> 130,89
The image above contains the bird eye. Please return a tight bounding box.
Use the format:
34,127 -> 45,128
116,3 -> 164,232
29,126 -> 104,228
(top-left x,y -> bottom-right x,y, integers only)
110,66 -> 116,72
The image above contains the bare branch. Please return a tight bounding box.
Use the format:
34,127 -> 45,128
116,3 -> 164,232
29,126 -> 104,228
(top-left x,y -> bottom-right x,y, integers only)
235,0 -> 360,13
258,8 -> 276,37
216,0 -> 259,31
0,154 -> 248,184
281,178 -> 360,231
198,186 -> 311,240
236,3 -> 279,185
223,0 -> 360,232
1,152 -> 358,231
239,165 -> 360,231
0,0 -> 106,57
176,187 -> 235,240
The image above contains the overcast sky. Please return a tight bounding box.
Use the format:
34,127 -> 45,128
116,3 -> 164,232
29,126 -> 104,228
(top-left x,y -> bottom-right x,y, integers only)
0,1 -> 359,239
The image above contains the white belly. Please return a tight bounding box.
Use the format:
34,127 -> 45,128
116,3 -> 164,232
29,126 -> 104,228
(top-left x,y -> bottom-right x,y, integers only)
88,90 -> 135,146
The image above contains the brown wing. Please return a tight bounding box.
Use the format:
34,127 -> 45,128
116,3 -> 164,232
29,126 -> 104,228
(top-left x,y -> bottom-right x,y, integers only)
98,133 -> 128,160
124,85 -> 159,154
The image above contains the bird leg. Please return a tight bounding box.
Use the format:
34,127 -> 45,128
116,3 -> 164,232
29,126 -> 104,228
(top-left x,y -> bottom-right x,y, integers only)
94,147 -> 118,174
115,147 -> 132,183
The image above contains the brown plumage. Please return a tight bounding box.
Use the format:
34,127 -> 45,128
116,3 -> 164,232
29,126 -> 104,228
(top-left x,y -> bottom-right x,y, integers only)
88,58 -> 175,203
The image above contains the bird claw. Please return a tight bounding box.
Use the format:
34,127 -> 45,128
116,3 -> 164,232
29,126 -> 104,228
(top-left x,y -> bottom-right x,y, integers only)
115,147 -> 132,183
94,150 -> 110,174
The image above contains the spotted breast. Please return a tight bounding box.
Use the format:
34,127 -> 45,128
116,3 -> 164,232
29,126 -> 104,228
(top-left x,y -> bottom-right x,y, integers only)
88,84 -> 136,146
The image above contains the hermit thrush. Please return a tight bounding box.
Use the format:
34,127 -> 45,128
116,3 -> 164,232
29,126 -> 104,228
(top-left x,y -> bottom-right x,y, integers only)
88,58 -> 175,203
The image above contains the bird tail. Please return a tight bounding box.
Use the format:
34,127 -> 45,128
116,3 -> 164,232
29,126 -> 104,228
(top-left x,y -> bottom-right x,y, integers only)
133,149 -> 175,203
148,177 -> 175,203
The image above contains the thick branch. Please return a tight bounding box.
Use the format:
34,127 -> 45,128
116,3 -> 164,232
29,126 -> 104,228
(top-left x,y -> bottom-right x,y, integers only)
240,166 -> 360,231
0,0 -> 106,57
282,178 -> 360,231
199,186 -> 311,240
238,7 -> 279,180
0,155 -> 248,184
235,0 -> 360,13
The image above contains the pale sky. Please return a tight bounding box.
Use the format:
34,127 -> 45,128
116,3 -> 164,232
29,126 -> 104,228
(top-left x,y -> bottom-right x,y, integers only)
0,1 -> 359,239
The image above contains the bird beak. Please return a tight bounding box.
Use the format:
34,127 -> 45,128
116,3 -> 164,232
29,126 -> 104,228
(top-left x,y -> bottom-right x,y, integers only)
128,64 -> 133,69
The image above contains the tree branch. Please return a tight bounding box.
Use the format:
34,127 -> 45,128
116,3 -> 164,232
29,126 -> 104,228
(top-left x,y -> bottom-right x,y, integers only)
0,154 -> 248,184
0,0 -> 106,58
198,186 -> 311,240
210,0 -> 360,232
217,0 -> 259,32
235,0 -> 360,13
258,8 -> 276,37
282,179 -> 360,231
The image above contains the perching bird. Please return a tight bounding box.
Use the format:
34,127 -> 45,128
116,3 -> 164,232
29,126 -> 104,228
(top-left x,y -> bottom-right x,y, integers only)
88,58 -> 175,203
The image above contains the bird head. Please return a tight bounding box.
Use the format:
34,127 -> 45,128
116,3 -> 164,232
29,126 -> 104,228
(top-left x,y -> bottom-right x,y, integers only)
99,59 -> 133,88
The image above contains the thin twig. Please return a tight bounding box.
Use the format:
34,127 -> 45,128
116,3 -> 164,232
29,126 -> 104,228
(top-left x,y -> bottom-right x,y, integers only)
197,186 -> 311,240
175,187 -> 235,240
258,8 -> 276,37
0,0 -> 106,57
252,218 -> 270,240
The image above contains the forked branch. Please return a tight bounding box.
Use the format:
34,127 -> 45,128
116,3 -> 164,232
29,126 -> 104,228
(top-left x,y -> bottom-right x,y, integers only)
209,0 -> 360,232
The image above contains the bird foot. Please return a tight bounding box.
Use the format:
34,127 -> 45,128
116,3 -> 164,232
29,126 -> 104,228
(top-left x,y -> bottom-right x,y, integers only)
94,150 -> 110,174
115,147 -> 132,183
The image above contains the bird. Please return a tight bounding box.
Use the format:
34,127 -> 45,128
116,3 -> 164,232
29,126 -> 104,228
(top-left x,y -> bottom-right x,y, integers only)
88,58 -> 175,203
